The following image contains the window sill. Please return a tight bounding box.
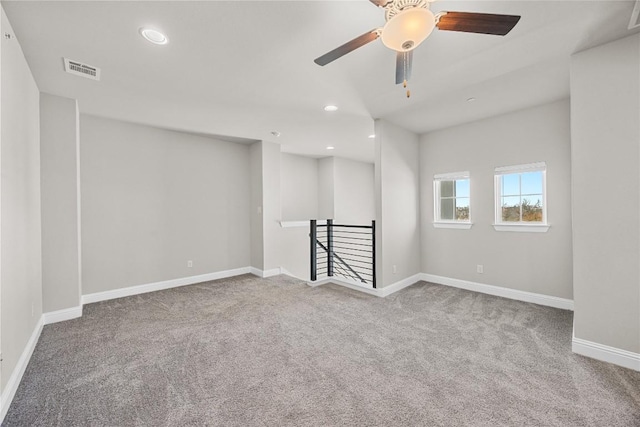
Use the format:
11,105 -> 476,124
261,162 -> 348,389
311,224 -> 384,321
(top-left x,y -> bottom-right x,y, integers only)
279,220 -> 326,228
493,223 -> 550,233
433,222 -> 473,230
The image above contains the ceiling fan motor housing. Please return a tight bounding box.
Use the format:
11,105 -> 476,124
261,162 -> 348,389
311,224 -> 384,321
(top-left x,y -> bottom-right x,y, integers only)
384,0 -> 431,20
381,7 -> 435,52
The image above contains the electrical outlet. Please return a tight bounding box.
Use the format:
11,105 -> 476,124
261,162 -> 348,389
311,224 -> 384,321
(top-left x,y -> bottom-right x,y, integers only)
477,265 -> 484,274
392,265 -> 397,274
187,260 -> 193,268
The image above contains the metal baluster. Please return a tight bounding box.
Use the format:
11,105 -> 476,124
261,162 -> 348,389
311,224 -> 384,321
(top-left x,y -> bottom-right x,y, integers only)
327,219 -> 334,277
372,220 -> 376,289
310,219 -> 317,281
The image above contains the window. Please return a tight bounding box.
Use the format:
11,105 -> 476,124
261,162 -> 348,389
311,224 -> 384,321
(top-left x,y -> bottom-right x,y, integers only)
494,162 -> 549,232
433,171 -> 471,229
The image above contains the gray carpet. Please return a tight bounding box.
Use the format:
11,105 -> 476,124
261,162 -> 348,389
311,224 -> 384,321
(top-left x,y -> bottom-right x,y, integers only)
3,274 -> 640,426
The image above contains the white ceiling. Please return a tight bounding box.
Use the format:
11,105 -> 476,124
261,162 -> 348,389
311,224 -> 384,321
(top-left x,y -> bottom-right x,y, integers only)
2,0 -> 638,162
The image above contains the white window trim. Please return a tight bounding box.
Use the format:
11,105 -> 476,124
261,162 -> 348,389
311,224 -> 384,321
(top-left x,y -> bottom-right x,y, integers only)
494,161 -> 546,175
433,171 -> 472,228
434,171 -> 470,181
494,162 -> 549,233
433,221 -> 473,230
493,223 -> 549,232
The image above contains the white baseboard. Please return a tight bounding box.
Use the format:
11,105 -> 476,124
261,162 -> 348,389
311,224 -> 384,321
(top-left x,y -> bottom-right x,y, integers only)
379,273 -> 422,297
43,306 -> 83,325
259,266 -> 309,281
248,267 -> 282,278
0,317 -> 44,423
310,273 -> 574,310
307,279 -> 326,288
279,268 -> 304,280
572,335 -> 640,371
307,273 -> 422,298
308,276 -> 381,296
248,267 -> 263,277
262,268 -> 281,278
81,267 -> 252,304
421,273 -> 574,311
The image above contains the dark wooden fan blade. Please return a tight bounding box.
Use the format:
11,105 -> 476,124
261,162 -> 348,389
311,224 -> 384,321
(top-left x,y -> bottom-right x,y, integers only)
395,51 -> 413,85
314,30 -> 380,66
436,12 -> 521,36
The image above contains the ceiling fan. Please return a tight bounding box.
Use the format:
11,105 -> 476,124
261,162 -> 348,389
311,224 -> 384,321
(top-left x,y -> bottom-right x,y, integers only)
314,0 -> 521,94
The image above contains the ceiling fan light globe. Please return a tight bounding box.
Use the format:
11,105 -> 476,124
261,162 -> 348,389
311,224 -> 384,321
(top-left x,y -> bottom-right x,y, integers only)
381,8 -> 435,52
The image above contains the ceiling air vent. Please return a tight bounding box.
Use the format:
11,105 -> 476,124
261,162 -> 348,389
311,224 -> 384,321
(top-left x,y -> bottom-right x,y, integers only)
63,58 -> 100,81
629,0 -> 640,30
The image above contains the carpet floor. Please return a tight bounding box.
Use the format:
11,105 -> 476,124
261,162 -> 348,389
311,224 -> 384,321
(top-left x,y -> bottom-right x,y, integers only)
3,274 -> 640,426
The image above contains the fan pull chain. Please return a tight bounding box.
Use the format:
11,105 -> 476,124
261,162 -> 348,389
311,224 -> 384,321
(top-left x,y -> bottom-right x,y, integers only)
403,79 -> 411,98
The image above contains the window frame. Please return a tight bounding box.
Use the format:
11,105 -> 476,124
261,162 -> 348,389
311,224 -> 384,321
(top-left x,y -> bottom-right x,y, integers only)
493,162 -> 549,233
433,171 -> 472,229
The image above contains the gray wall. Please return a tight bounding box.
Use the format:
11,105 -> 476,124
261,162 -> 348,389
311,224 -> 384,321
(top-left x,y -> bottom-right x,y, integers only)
317,157 -> 334,220
249,142 -> 264,271
278,225 -> 311,279
277,153 -> 376,279
40,93 -> 81,312
420,100 -> 573,299
281,153 -> 318,220
80,115 -> 251,294
1,6 -> 42,391
334,157 -> 375,224
260,141 -> 281,272
571,34 -> 640,353
375,119 -> 421,287
280,153 -> 375,224
279,152 -> 318,279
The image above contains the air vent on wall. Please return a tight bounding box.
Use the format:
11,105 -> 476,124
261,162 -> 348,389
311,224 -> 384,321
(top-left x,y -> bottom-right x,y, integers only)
63,58 -> 100,81
630,0 -> 640,30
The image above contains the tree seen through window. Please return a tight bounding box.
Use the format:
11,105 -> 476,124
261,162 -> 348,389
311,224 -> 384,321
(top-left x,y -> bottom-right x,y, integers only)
500,171 -> 543,222
440,179 -> 470,221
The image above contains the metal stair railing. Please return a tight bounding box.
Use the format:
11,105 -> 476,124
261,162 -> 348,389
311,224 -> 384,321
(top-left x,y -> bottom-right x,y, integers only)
310,219 -> 376,288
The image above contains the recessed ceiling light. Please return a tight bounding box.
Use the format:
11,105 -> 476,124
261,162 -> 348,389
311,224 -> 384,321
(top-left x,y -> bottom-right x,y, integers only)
139,27 -> 169,45
467,97 -> 476,102
323,105 -> 338,112
270,131 -> 281,137
368,134 -> 376,139
326,146 -> 335,150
